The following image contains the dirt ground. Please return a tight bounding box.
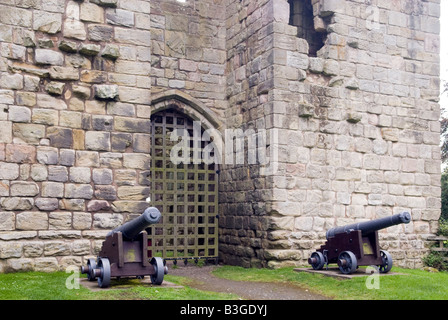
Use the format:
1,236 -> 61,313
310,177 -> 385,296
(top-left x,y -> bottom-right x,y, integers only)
168,263 -> 330,300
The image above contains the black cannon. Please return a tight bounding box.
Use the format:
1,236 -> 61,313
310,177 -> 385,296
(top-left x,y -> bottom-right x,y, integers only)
308,212 -> 411,274
81,207 -> 167,288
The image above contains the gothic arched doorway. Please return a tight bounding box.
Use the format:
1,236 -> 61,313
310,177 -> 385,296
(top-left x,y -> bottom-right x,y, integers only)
147,107 -> 219,264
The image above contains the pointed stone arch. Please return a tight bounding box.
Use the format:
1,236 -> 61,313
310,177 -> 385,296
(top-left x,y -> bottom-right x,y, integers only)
151,89 -> 225,133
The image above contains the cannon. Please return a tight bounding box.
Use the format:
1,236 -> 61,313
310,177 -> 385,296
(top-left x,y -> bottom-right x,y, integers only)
308,212 -> 411,274
81,207 -> 167,288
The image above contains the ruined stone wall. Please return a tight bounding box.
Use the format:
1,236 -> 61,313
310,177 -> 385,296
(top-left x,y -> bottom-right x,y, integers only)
221,0 -> 441,268
267,0 -> 441,268
0,0 -> 153,272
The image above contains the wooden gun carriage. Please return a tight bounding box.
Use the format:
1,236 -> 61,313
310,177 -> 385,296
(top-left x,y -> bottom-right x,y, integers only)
308,212 -> 411,274
81,207 -> 167,288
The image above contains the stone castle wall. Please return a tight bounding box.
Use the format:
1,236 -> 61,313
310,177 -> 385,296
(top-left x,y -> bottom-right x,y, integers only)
0,0 -> 154,272
220,0 -> 441,268
0,0 -> 441,271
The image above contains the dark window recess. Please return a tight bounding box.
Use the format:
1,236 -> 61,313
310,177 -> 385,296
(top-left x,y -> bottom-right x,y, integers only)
288,0 -> 327,57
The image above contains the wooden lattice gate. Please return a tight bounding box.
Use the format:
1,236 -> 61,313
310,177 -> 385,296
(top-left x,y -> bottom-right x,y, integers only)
147,108 -> 219,264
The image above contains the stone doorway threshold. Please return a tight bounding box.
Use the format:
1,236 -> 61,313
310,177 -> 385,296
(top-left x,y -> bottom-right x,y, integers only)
294,267 -> 407,279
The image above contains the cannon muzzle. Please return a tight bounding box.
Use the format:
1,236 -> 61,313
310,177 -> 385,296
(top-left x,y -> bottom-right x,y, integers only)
107,207 -> 161,240
326,212 -> 411,240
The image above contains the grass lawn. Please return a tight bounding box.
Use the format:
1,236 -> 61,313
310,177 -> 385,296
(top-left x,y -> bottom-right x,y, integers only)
212,266 -> 448,300
0,266 -> 446,300
0,271 -> 237,300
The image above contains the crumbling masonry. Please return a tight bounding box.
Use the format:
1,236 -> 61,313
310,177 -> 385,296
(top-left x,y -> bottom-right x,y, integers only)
0,0 -> 441,271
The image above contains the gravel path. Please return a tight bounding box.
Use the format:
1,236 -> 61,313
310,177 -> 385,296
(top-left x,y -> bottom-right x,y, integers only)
168,264 -> 330,300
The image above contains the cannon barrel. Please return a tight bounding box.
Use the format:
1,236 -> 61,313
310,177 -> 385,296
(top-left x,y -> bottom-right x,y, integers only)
107,207 -> 161,240
326,212 -> 411,240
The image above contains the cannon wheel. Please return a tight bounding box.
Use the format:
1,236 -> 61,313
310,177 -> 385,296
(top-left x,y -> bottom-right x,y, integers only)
379,250 -> 393,273
337,251 -> 357,274
150,257 -> 164,285
309,251 -> 325,270
97,257 -> 111,288
86,258 -> 97,281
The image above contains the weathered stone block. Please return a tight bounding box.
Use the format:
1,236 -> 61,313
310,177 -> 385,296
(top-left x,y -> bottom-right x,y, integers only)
48,166 -> 68,182
9,105 -> 31,123
80,70 -> 107,83
0,211 -> 15,231
45,81 -> 65,95
88,24 -> 114,41
85,131 -> 111,151
0,121 -> 12,143
111,132 -> 132,152
36,147 -> 58,165
35,49 -> 64,65
117,186 -> 150,200
85,100 -> 106,114
63,19 -> 87,40
70,167 -> 91,183
73,212 -> 92,230
37,94 -> 67,110
92,115 -> 114,131
75,151 -> 99,167
32,109 -> 59,126
35,198 -> 59,211
44,241 -> 71,255
0,73 -> 23,90
10,181 -> 39,197
41,182 -> 64,198
95,185 -> 117,200
101,44 -> 120,60
114,117 -> 151,133
0,242 -> 23,259
48,212 -> 72,230
79,43 -> 101,56
80,2 -> 104,23
65,184 -> 94,199
49,66 -> 79,80
123,153 -> 151,170
16,212 -> 48,230
1,197 -> 34,211
87,200 -> 111,212
13,123 -> 46,144
60,149 -> 75,166
111,201 -> 148,214
5,144 -> 35,163
47,127 -> 73,148
33,11 -> 62,34
92,168 -> 113,185
93,213 -> 122,229
106,8 -> 134,26
0,5 -> 33,27
58,40 -> 78,53
93,84 -> 119,100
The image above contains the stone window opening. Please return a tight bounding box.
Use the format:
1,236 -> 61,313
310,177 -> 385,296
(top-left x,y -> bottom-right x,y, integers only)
288,0 -> 328,57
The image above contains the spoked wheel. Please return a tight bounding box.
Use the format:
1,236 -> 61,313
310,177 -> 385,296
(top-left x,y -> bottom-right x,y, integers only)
309,251 -> 325,270
150,257 -> 165,285
97,257 -> 111,288
337,251 -> 358,274
379,250 -> 393,273
82,258 -> 97,281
